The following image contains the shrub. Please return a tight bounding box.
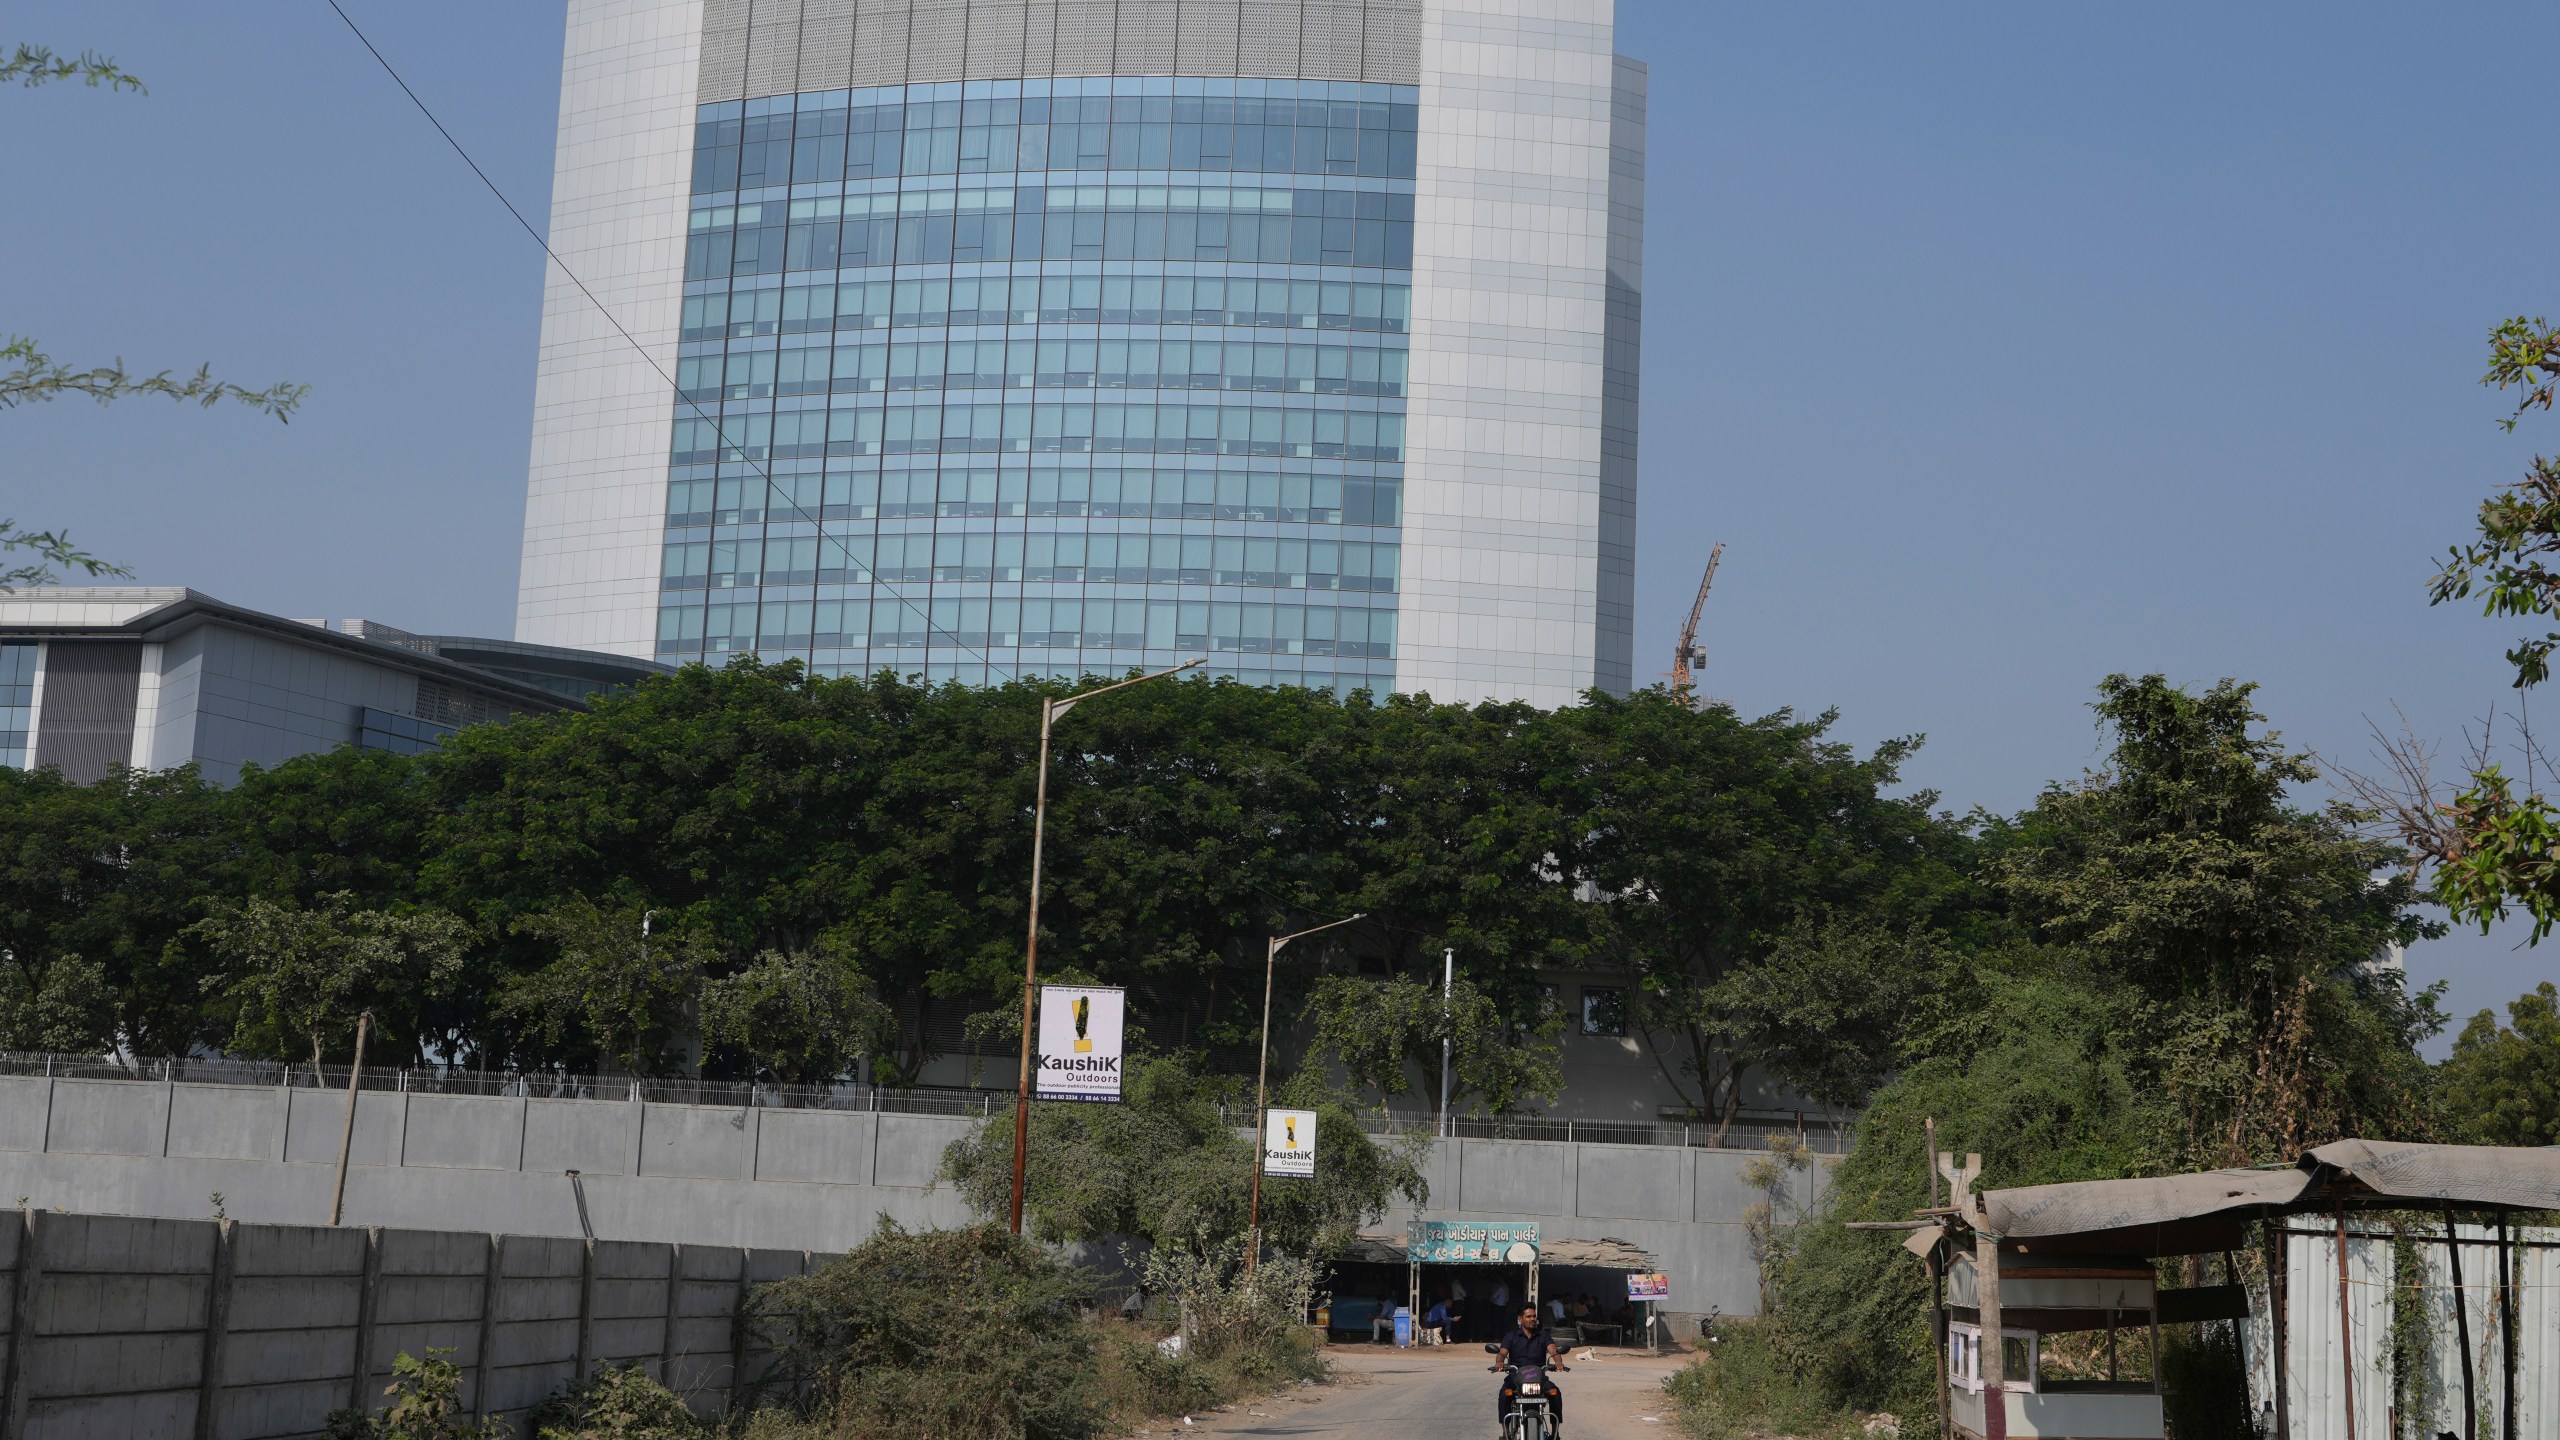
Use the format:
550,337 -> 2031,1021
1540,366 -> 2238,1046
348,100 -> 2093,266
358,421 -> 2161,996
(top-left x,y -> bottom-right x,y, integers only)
527,1363 -> 705,1439
748,1220 -> 1103,1440
325,1349 -> 507,1440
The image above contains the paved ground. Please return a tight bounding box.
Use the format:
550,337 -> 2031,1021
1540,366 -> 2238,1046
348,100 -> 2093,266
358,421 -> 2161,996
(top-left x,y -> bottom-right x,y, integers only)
1135,1342 -> 1694,1440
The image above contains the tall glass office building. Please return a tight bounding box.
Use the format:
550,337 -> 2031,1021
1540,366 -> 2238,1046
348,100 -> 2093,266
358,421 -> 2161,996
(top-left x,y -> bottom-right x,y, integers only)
519,0 -> 1643,707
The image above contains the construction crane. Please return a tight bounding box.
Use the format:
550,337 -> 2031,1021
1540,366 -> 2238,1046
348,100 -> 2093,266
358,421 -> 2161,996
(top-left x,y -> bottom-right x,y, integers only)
1670,543 -> 1724,703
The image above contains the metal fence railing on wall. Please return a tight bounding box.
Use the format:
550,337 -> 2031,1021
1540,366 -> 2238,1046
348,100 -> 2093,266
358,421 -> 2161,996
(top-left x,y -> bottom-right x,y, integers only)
0,1051 -> 1845,1148
0,1051 -> 1008,1119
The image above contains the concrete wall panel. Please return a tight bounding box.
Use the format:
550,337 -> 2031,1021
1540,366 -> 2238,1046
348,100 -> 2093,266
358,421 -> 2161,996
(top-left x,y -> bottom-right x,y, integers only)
168,1085 -> 282,1161
1572,1142 -> 1687,1222
523,1100 -> 638,1176
399,1094 -> 527,1171
752,1108 -> 871,1184
1454,1138 -> 1570,1215
213,1377 -> 344,1440
638,1103 -> 750,1179
24,1386 -> 198,1440
871,1115 -> 954,1188
282,1089 -> 399,1166
42,1080 -> 166,1157
0,1077 -> 51,1151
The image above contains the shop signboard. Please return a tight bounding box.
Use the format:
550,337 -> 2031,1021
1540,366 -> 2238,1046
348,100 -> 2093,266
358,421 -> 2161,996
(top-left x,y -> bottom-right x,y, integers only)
1407,1220 -> 1539,1263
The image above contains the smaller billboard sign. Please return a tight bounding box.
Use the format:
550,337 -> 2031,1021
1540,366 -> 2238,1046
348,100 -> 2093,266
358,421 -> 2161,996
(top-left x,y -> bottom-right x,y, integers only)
1263,1108 -> 1317,1177
1407,1220 -> 1539,1263
1626,1272 -> 1670,1302
1034,985 -> 1125,1102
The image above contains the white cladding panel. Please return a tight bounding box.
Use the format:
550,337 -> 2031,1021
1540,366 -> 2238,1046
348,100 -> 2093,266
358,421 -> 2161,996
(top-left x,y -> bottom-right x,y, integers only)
1395,0 -> 1624,706
517,0 -> 706,658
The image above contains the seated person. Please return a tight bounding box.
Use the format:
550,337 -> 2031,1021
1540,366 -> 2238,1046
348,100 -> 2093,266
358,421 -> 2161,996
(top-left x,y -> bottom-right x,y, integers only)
1423,1296 -> 1453,1344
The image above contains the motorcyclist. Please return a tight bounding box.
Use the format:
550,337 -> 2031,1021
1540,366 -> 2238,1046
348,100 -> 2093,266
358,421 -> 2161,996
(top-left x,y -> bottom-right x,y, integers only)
1489,1305 -> 1566,1434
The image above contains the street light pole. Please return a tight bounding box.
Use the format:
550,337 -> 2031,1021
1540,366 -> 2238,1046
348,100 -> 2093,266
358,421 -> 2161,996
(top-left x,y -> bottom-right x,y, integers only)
1437,947 -> 1453,1139
1245,911 -> 1366,1271
1008,659 -> 1204,1235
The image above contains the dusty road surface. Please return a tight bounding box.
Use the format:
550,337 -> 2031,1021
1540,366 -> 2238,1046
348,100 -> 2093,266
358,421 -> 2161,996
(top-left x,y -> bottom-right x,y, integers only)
1143,1341 -> 1694,1440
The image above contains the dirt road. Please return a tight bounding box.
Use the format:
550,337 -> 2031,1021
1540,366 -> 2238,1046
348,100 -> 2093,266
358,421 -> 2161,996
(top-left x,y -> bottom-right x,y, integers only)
1140,1342 -> 1694,1440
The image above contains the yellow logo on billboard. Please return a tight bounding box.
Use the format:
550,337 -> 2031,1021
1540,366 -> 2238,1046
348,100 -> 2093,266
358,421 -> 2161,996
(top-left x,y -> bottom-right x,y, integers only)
1073,995 -> 1092,1053
1285,1116 -> 1298,1147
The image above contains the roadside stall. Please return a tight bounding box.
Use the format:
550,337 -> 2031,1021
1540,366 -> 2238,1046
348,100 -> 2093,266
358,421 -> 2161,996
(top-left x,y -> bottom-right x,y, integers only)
1861,1139 -> 2560,1440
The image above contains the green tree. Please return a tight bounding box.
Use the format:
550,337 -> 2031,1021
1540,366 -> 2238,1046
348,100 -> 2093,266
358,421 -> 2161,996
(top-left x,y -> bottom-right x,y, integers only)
1985,674 -> 2439,1162
1303,971 -> 1561,1117
940,1055 -> 1425,1258
2436,981 -> 2560,1145
0,953 -> 114,1054
496,899 -> 714,1076
189,893 -> 469,1070
2418,317 -> 2560,935
699,941 -> 892,1084
1559,690 -> 1977,1139
1709,921 -> 1950,1115
0,763 -> 235,1055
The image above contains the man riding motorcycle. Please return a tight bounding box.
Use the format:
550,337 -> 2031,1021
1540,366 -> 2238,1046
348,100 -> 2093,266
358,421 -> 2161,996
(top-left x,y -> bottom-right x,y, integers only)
1489,1305 -> 1567,1435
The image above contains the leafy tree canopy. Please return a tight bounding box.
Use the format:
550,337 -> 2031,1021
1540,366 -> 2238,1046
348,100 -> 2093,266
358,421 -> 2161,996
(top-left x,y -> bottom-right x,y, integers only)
2436,981 -> 2560,1146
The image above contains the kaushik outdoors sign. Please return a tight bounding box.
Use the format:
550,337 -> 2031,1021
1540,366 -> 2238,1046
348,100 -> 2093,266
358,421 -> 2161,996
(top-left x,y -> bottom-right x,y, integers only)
1407,1220 -> 1539,1263
1034,985 -> 1124,1102
1263,1108 -> 1317,1177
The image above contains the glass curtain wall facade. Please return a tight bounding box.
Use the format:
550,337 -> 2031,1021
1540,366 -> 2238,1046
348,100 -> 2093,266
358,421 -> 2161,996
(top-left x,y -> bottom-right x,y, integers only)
520,0 -> 1640,708
654,77 -> 1418,688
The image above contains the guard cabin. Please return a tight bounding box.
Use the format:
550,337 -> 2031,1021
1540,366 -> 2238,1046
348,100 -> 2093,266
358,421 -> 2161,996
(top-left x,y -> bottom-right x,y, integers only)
1883,1139 -> 2560,1440
1942,1251 -> 2163,1440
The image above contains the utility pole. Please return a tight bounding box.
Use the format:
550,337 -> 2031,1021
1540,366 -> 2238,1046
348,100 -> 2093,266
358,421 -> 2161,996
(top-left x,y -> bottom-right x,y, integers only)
1246,912 -> 1365,1271
1437,948 -> 1453,1139
1008,659 -> 1203,1234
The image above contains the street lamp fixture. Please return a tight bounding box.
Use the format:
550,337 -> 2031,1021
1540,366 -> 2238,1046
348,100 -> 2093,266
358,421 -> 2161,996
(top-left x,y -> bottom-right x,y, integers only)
1246,910 -> 1367,1270
1008,658 -> 1206,1234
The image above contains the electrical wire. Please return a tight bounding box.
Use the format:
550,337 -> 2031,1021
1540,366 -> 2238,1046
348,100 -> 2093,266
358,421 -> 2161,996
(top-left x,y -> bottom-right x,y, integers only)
320,0 -> 994,669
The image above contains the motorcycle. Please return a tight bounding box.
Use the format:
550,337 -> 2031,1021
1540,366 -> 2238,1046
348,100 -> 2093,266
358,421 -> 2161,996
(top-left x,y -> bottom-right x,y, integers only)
1487,1345 -> 1569,1440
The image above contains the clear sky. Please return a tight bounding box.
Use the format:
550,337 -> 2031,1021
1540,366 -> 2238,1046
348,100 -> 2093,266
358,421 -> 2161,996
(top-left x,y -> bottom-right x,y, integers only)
8,2 -> 2554,1042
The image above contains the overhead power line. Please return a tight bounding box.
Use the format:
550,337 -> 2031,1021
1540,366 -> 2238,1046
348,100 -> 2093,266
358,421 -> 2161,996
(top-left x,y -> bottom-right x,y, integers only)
320,0 -> 994,669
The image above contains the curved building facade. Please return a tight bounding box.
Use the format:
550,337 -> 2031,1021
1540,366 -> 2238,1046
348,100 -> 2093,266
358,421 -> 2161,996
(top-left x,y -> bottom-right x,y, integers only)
518,0 -> 1642,706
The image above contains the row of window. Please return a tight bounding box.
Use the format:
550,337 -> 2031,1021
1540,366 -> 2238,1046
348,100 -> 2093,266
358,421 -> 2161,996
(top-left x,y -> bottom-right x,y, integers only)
686,195 -> 1412,275
667,468 -> 1400,529
678,337 -> 1409,402
0,643 -> 32,769
655,595 -> 1400,659
770,660 -> 1399,692
681,275 -> 1412,339
671,401 -> 1406,464
694,184 -> 1413,229
695,97 -> 1419,192
663,532 -> 1401,593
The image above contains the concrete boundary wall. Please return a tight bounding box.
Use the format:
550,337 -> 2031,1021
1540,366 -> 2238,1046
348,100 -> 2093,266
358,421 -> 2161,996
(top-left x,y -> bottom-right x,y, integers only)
0,1208 -> 820,1440
0,1075 -> 1819,1319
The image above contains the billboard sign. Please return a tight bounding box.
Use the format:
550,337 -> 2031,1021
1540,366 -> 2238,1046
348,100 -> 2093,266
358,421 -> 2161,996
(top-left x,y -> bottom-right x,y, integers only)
1407,1220 -> 1539,1263
1263,1108 -> 1317,1177
1627,1272 -> 1670,1301
1034,985 -> 1124,1102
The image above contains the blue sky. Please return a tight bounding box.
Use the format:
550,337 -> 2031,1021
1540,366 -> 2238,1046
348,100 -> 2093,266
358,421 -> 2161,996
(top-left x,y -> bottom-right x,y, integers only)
8,2 -> 2553,1042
